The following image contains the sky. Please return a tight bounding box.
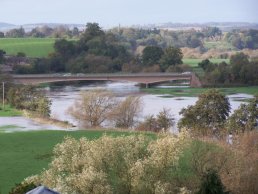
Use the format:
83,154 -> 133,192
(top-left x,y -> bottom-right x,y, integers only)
0,0 -> 257,27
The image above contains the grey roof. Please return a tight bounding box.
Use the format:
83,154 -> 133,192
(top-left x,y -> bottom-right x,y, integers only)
26,186 -> 60,194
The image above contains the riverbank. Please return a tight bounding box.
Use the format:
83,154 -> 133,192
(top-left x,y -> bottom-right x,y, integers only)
23,110 -> 74,129
142,86 -> 258,97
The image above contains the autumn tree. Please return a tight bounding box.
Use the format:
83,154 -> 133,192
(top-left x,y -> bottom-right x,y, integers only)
137,108 -> 174,132
25,131 -> 189,194
178,89 -> 231,137
68,89 -> 118,128
112,96 -> 142,129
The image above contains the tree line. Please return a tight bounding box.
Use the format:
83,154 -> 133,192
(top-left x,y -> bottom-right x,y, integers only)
199,52 -> 258,85
12,23 -> 185,74
0,26 -> 80,38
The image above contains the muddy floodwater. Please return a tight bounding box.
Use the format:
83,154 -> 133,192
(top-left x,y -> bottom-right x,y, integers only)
0,81 -> 254,132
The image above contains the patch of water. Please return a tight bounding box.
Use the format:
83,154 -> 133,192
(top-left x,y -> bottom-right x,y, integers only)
0,81 -> 254,132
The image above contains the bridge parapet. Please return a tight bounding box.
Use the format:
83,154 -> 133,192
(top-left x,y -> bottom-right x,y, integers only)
12,73 -> 201,87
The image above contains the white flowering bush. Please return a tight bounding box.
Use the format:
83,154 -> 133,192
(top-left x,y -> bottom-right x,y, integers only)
30,131 -> 190,194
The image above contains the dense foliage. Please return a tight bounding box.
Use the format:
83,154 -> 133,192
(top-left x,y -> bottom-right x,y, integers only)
225,29 -> 258,49
178,89 -> 231,137
7,85 -> 51,117
199,53 -> 258,85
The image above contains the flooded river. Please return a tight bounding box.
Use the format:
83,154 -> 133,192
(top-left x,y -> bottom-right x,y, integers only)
0,81 -> 254,132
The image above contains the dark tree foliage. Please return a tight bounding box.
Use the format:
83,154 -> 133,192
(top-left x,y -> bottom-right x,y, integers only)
160,47 -> 183,71
230,52 -> 249,81
201,52 -> 258,86
9,182 -> 37,194
225,29 -> 258,49
0,31 -> 4,38
203,27 -> 222,38
198,59 -> 216,72
0,49 -> 6,64
5,27 -> 25,38
42,23 -> 130,73
54,39 -> 76,60
197,170 -> 229,194
142,46 -> 164,66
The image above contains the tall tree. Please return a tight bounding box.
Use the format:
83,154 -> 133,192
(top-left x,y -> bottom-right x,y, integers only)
230,52 -> 249,81
160,47 -> 183,71
142,46 -> 164,66
178,89 -> 231,137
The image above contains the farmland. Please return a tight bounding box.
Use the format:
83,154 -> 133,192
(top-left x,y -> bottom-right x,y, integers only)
0,38 -> 55,57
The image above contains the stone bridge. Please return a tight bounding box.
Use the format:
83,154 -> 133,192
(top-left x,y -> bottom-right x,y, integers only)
12,73 -> 202,87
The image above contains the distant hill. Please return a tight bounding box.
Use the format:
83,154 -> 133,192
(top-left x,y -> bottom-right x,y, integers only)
0,22 -> 16,31
0,22 -> 85,32
1,22 -> 258,33
132,22 -> 258,32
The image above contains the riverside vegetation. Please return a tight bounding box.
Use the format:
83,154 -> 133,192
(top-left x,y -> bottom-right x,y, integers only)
0,88 -> 257,193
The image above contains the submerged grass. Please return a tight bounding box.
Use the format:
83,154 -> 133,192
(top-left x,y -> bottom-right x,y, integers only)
143,86 -> 258,97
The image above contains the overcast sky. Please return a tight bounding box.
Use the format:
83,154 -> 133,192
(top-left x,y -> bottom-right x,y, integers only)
1,0 -> 257,27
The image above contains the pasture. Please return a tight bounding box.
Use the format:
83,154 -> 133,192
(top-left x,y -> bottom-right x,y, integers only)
0,130 -> 154,193
183,58 -> 230,67
0,38 -> 55,57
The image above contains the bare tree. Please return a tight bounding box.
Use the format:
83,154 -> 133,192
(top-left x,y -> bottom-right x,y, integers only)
68,89 -> 118,128
112,96 -> 142,129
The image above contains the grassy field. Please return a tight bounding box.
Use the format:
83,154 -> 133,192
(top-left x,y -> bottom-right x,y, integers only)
182,58 -> 230,77
0,130 -> 156,193
0,38 -> 55,57
0,104 -> 22,117
183,58 -> 230,67
143,86 -> 258,97
204,40 -> 235,50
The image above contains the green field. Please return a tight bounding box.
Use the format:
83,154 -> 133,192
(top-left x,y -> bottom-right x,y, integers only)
0,130 -> 156,193
143,86 -> 258,97
0,38 -> 55,58
183,58 -> 230,77
0,104 -> 22,117
183,58 -> 230,67
204,40 -> 235,50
